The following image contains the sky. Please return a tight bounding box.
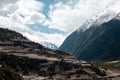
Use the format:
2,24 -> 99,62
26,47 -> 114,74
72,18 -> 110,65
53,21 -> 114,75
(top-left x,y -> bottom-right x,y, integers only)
0,0 -> 120,47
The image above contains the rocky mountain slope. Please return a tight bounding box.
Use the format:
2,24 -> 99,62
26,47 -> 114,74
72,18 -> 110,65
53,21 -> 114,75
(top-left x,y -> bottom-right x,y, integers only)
0,28 -> 115,80
59,12 -> 120,61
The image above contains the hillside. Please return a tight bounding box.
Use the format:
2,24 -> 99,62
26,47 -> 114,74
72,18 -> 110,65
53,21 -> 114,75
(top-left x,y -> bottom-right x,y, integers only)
59,13 -> 120,61
0,28 -> 27,41
0,64 -> 23,80
0,28 -> 114,80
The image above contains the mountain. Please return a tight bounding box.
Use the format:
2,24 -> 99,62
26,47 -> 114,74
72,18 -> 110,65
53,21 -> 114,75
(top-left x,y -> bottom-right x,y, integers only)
0,28 -> 109,79
41,42 -> 58,50
59,11 -> 120,61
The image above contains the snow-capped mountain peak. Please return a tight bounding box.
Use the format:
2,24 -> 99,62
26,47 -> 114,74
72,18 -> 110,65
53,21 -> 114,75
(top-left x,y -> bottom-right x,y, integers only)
92,10 -> 119,27
77,0 -> 120,32
114,12 -> 120,20
41,42 -> 58,50
77,9 -> 120,32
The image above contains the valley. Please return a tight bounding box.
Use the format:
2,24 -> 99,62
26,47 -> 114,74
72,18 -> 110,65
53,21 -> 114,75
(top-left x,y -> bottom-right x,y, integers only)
0,0 -> 120,80
0,28 -> 110,80
0,25 -> 120,80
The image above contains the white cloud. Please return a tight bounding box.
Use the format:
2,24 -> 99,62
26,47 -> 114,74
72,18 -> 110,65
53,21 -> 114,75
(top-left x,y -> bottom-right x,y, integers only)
0,15 -> 65,46
25,12 -> 46,24
24,32 -> 66,46
108,0 -> 120,12
46,0 -> 116,33
0,0 -> 19,8
0,3 -> 18,16
0,0 -> 65,46
10,0 -> 46,24
0,0 -> 120,47
16,0 -> 44,14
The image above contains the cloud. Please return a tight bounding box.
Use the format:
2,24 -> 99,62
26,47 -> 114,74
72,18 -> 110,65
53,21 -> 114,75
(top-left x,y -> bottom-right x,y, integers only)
17,0 -> 44,13
0,2 -> 18,16
45,0 -> 116,33
0,0 -> 65,46
0,15 -> 65,46
10,0 -> 45,24
24,32 -> 66,46
0,0 -> 120,47
108,0 -> 120,12
0,0 -> 19,8
25,12 -> 46,24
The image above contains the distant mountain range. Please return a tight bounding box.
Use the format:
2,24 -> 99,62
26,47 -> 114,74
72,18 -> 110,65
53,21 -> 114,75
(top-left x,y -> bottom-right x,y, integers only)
41,42 -> 58,50
59,11 -> 120,61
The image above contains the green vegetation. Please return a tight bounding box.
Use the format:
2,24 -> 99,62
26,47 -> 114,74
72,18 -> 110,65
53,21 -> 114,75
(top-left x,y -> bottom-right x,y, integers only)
0,28 -> 27,41
0,64 -> 23,80
90,65 -> 106,76
92,61 -> 120,71
59,59 -> 73,71
0,54 -> 48,75
76,69 -> 88,74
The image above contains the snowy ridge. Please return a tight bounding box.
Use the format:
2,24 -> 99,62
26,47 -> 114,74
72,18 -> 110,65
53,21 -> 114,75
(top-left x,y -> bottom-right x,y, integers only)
114,13 -> 120,20
41,42 -> 58,50
93,10 -> 117,26
77,9 -> 120,32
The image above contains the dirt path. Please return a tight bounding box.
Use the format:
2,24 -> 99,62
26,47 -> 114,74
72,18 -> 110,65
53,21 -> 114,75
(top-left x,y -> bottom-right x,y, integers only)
6,53 -> 60,61
106,70 -> 120,80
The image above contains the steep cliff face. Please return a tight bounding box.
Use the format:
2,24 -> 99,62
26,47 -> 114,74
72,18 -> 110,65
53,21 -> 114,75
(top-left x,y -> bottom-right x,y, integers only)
59,13 -> 120,61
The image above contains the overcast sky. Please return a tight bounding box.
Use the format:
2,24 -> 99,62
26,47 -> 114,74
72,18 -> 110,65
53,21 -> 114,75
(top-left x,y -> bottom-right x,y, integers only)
0,0 -> 120,46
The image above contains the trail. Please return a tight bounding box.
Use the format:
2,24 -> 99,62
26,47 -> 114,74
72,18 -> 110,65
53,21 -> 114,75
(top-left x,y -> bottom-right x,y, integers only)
6,53 -> 60,61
